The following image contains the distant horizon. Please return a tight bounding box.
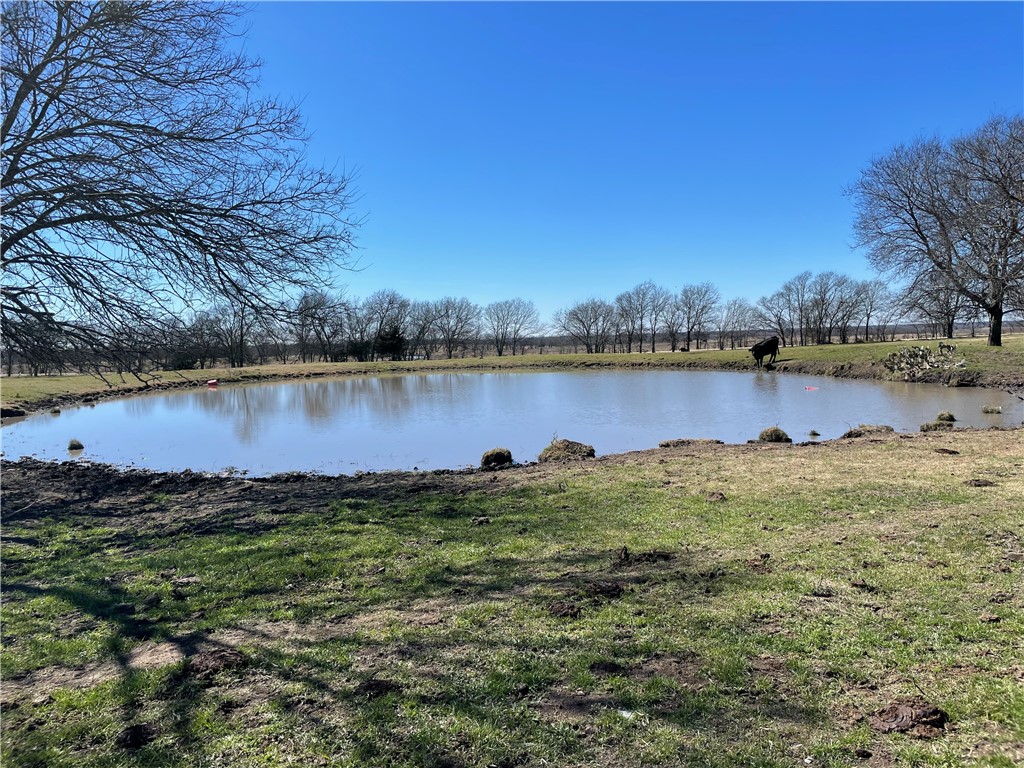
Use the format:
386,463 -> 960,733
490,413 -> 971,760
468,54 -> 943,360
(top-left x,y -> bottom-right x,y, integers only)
241,1 -> 1023,319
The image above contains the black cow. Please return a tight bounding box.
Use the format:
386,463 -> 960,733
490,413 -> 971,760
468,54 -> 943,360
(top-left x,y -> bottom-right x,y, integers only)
750,336 -> 780,368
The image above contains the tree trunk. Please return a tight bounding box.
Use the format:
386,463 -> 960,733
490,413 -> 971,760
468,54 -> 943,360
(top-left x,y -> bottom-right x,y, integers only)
987,304 -> 1003,346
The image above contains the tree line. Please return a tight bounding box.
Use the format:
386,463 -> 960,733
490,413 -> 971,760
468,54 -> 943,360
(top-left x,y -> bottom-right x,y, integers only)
6,267 -> 1016,376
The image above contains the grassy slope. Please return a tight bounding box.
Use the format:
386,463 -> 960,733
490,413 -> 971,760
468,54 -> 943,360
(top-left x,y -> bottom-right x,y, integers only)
2,430 -> 1023,767
2,335 -> 1023,413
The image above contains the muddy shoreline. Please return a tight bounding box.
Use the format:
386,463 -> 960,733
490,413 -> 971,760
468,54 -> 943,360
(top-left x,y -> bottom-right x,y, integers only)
3,426 -> 1022,506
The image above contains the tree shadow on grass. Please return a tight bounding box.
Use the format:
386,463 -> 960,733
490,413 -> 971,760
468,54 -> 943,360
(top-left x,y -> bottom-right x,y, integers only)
2,459 -> 831,767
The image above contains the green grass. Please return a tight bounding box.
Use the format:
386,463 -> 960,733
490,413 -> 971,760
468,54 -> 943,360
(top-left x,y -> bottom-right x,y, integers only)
3,334 -> 1022,411
2,429 -> 1022,766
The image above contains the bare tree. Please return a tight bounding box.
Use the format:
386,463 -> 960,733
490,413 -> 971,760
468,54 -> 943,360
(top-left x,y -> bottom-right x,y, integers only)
294,290 -> 347,362
662,296 -> 685,352
210,302 -> 254,369
612,281 -> 658,352
806,272 -> 835,344
757,271 -> 812,347
553,298 -> 617,353
403,300 -> 441,360
805,272 -> 862,344
249,316 -> 285,366
343,298 -> 375,362
484,298 -> 540,356
631,281 -> 658,352
755,290 -> 792,347
646,284 -> 673,353
506,298 -> 541,356
184,310 -> 221,370
902,271 -> 972,339
614,290 -> 641,353
716,298 -> 755,350
783,271 -> 813,346
434,297 -> 480,359
257,316 -> 292,365
849,115 -> 1024,346
483,300 -> 514,356
859,279 -> 895,341
363,289 -> 410,360
678,282 -> 720,350
291,293 -> 317,364
1,2 -> 358,369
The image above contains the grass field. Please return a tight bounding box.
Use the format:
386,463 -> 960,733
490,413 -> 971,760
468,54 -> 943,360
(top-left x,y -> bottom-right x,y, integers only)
2,428 -> 1022,767
3,335 -> 1023,412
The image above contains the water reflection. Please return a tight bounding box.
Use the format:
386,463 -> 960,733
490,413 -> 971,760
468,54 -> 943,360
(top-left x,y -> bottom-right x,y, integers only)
3,370 -> 1020,475
751,370 -> 780,395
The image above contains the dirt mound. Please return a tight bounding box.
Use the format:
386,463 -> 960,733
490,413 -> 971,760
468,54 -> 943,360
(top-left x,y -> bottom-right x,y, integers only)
868,697 -> 949,738
841,424 -> 895,439
354,677 -> 401,698
578,580 -> 624,599
758,426 -> 791,443
547,600 -> 581,618
614,546 -> 674,565
115,723 -> 156,750
538,439 -> 596,462
658,438 -> 724,448
186,648 -> 247,682
480,447 -> 513,468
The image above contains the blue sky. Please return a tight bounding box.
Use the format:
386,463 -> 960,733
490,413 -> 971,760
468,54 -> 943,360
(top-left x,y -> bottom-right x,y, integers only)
242,1 -> 1023,321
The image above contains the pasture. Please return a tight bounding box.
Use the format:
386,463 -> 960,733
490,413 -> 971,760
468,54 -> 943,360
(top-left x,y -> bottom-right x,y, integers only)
2,428 -> 1022,767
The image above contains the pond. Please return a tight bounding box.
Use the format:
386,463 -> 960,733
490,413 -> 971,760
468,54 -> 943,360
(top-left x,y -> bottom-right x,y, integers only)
1,370 -> 1019,475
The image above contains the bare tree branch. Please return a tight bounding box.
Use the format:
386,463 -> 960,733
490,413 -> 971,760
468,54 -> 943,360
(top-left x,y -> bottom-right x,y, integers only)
848,115 -> 1023,345
1,1 -> 359,367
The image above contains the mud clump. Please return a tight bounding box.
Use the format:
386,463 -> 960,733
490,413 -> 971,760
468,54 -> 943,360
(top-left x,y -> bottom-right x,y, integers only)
868,697 -> 949,738
116,723 -> 156,750
354,677 -> 401,698
745,553 -> 772,573
614,546 -> 674,566
538,439 -> 596,463
757,426 -> 791,443
579,580 -> 624,599
658,438 -> 724,448
480,447 -> 513,469
186,648 -> 247,682
548,600 -> 582,619
841,424 -> 894,439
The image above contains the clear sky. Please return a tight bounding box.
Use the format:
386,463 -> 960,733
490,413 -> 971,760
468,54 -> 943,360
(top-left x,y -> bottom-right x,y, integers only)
241,1 -> 1024,321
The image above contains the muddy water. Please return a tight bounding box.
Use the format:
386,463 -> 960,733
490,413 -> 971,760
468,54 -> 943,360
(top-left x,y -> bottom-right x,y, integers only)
2,370 -> 1019,475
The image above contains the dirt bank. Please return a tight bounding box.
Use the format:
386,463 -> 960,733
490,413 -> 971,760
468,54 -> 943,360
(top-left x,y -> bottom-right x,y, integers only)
3,426 -> 1020,522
